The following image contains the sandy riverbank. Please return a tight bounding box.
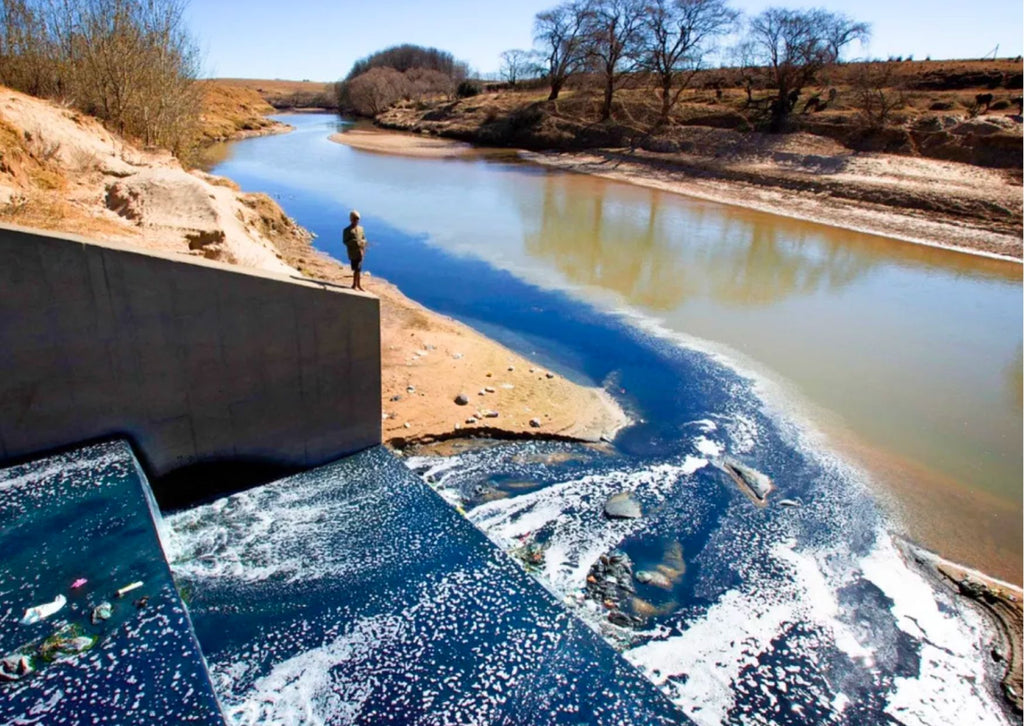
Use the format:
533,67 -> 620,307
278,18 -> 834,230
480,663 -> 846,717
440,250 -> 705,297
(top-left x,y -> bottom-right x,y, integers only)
331,128 -> 479,158
526,147 -> 1022,261
333,125 -> 1021,261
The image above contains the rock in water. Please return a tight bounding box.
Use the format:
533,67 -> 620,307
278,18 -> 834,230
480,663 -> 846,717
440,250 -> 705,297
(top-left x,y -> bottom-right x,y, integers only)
604,491 -> 642,519
635,570 -> 673,589
721,457 -> 773,503
454,393 -> 469,406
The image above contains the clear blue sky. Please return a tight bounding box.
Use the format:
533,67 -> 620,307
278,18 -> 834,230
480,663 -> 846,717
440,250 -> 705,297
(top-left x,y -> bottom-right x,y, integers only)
185,0 -> 1023,81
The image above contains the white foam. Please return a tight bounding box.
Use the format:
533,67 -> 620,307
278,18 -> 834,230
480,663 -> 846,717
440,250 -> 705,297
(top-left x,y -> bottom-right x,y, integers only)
470,458 -> 707,593
693,436 -> 723,458
165,479 -> 390,584
623,539 -> 875,725
218,614 -> 399,725
860,534 -> 1010,726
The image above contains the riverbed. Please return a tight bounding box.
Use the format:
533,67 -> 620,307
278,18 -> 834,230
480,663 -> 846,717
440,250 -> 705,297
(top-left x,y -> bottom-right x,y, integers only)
202,114 -> 1022,583
178,113 -> 1022,724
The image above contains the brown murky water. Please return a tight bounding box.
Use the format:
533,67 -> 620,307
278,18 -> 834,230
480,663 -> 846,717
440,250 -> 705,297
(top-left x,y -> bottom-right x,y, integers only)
215,119 -> 1023,582
363,156 -> 1022,581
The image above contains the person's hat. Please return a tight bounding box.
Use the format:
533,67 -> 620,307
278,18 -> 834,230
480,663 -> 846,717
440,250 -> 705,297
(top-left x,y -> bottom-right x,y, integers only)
350,210 -> 360,219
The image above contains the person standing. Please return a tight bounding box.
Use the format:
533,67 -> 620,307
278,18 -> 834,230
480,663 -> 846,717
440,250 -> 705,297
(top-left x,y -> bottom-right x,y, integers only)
342,210 -> 368,291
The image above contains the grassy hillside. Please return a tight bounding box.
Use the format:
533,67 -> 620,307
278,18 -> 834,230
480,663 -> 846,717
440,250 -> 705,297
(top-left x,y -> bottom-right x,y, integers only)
197,81 -> 286,143
211,79 -> 337,110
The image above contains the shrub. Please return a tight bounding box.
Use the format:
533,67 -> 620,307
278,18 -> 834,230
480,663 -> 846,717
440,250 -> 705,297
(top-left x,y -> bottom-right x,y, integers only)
0,0 -> 200,156
347,68 -> 411,116
456,80 -> 481,98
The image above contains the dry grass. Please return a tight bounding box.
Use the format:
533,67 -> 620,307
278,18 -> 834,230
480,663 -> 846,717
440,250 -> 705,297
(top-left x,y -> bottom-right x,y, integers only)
211,78 -> 337,109
0,117 -> 67,191
197,81 -> 281,143
0,189 -> 134,239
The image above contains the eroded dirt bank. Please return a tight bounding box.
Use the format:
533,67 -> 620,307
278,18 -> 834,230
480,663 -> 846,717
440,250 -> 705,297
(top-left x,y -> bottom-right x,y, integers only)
334,124 -> 1022,260
0,85 -> 627,448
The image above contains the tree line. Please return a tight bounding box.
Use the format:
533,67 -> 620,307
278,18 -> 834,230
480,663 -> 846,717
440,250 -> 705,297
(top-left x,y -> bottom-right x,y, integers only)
336,44 -> 475,116
0,0 -> 200,155
504,0 -> 869,131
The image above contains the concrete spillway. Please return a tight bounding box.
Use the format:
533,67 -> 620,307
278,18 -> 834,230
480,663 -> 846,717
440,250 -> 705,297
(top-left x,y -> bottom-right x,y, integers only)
2,441 -> 690,724
0,441 -> 223,724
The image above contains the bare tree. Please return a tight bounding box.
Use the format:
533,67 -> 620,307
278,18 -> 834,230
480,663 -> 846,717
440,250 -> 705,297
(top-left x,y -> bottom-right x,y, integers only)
643,0 -> 739,123
0,0 -> 55,96
533,1 -> 590,101
825,16 -> 870,63
850,61 -> 903,129
2,0 -> 201,154
499,49 -> 532,86
346,67 -> 411,116
745,8 -> 869,131
583,0 -> 648,121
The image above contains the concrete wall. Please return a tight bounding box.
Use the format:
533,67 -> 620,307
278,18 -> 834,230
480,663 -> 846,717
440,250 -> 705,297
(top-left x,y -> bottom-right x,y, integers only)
0,223 -> 381,479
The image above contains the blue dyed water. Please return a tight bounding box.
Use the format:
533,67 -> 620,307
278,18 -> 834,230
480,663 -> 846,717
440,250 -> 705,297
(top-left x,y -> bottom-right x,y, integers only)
167,447 -> 687,724
168,115 -> 1021,724
0,442 -> 222,724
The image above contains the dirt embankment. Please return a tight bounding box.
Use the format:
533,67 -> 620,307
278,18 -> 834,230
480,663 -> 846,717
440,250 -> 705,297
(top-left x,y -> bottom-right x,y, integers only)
209,78 -> 338,111
900,539 -> 1024,716
197,81 -> 293,143
0,85 -> 626,447
364,59 -> 1022,259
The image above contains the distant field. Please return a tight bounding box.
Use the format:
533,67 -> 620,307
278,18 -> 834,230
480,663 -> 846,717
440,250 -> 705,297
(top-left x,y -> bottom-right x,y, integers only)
211,79 -> 337,109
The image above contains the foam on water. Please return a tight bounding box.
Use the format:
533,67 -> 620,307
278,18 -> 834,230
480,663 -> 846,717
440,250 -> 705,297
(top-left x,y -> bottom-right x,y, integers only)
860,535 -> 1004,726
168,447 -> 687,724
407,416 -> 1013,724
471,458 -> 709,593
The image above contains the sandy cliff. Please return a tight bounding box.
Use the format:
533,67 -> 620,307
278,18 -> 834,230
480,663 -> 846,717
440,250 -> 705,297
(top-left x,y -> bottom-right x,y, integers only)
0,85 -> 626,446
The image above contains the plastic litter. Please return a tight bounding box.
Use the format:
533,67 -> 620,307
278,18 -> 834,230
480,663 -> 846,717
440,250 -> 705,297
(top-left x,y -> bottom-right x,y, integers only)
20,594 -> 66,625
71,578 -> 88,589
91,602 -> 113,624
116,581 -> 143,598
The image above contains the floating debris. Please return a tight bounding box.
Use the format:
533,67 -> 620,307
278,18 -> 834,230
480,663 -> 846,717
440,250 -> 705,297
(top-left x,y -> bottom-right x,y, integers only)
91,602 -> 113,624
0,654 -> 34,681
38,624 -> 97,662
116,581 -> 143,598
20,594 -> 66,625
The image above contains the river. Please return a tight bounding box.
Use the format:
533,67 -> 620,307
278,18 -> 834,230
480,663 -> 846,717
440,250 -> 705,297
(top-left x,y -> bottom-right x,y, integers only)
174,113 -> 1023,724
202,114 -> 1022,582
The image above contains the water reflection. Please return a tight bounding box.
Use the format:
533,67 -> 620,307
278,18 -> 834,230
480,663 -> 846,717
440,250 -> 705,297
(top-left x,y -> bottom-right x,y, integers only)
209,114 -> 1022,577
521,174 -> 888,311
507,161 -> 1022,509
